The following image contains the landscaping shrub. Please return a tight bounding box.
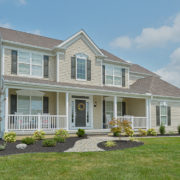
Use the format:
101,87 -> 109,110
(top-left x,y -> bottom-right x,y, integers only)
125,127 -> 134,137
178,125 -> 180,134
0,143 -> 6,151
54,136 -> 65,143
159,125 -> 166,135
104,141 -> 117,147
33,130 -> 45,140
147,128 -> 157,136
76,129 -> 85,137
21,137 -> 35,145
3,132 -> 16,142
42,139 -> 56,147
138,129 -> 147,136
109,118 -> 132,136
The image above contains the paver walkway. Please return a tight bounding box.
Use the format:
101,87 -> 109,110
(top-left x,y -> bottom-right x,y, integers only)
65,136 -> 129,152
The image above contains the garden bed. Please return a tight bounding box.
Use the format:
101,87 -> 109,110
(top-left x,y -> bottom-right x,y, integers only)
0,137 -> 85,156
97,140 -> 144,151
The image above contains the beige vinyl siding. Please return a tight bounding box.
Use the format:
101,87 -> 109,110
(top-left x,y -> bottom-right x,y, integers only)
4,47 -> 56,81
93,95 -> 102,129
124,98 -> 146,116
59,39 -> 102,86
151,100 -> 180,132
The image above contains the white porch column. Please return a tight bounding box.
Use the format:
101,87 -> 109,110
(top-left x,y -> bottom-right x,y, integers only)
4,88 -> 8,132
56,92 -> 59,115
113,96 -> 117,119
56,53 -> 59,82
66,92 -> 69,130
146,98 -> 151,130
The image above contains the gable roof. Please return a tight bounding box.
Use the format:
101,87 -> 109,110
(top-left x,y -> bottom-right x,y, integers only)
130,64 -> 159,77
0,27 -> 62,49
0,27 -> 158,77
131,76 -> 180,97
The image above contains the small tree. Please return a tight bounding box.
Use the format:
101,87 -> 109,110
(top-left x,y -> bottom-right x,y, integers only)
159,125 -> 166,135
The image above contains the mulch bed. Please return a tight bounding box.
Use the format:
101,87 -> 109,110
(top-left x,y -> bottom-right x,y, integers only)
97,140 -> 144,151
0,137 -> 85,156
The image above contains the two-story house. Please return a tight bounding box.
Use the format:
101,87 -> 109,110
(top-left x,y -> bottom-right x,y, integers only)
0,27 -> 180,136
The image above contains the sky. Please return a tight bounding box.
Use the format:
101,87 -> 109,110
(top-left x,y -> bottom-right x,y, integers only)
0,0 -> 180,87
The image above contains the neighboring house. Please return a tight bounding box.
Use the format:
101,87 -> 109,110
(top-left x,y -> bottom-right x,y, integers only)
0,27 -> 180,137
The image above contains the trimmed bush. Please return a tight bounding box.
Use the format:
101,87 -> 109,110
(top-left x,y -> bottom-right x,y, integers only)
76,129 -> 85,137
178,125 -> 180,134
54,136 -> 65,143
104,141 -> 116,147
42,139 -> 56,147
113,132 -> 120,137
147,128 -> 157,136
4,132 -> 16,142
55,129 -> 69,138
21,137 -> 35,145
125,127 -> 134,137
33,130 -> 45,140
159,125 -> 166,135
138,129 -> 147,136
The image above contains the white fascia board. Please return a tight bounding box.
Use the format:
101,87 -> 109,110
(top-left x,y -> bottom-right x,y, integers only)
56,30 -> 104,56
4,80 -> 150,99
103,59 -> 130,67
129,71 -> 159,77
2,40 -> 53,52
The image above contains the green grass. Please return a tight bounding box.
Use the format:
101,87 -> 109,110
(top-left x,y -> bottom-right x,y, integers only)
0,137 -> 180,180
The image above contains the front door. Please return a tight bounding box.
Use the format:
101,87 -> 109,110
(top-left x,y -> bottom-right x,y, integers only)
75,100 -> 86,127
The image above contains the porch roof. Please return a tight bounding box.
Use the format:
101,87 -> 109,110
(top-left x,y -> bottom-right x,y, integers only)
4,75 -> 180,98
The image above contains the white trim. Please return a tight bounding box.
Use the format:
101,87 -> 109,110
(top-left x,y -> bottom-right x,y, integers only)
76,54 -> 87,81
2,46 -> 4,75
66,92 -> 69,130
5,88 -> 8,132
103,58 -> 130,66
113,96 -> 117,119
56,30 -> 104,56
56,53 -> 59,82
2,40 -> 53,52
146,98 -> 151,129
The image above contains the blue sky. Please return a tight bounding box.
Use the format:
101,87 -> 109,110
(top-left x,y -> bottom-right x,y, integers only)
0,0 -> 180,87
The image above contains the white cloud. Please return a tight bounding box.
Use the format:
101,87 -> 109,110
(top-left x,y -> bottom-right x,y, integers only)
28,29 -> 41,35
110,36 -> 132,49
0,22 -> 12,28
110,13 -> 180,49
18,0 -> 26,5
156,47 -> 180,88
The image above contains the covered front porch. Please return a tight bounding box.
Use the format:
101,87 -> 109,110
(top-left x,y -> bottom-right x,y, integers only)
4,88 -> 150,134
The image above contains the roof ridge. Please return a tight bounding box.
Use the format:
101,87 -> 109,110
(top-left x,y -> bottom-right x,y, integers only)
0,26 -> 62,42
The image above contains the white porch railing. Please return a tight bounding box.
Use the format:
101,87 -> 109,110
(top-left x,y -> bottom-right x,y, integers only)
117,116 -> 147,129
7,115 -> 67,131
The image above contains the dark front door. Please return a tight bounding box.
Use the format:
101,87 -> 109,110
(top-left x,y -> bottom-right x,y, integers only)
75,100 -> 86,127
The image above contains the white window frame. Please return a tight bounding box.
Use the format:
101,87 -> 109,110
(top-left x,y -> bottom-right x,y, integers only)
17,95 -> 43,115
17,50 -> 44,78
76,54 -> 87,81
104,64 -> 123,87
160,102 -> 168,126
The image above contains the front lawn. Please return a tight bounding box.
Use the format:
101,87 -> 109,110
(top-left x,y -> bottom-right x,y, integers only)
0,137 -> 180,180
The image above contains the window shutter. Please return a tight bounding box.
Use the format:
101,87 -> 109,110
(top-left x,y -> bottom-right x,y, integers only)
11,50 -> 17,74
103,100 -> 106,128
122,102 -> 126,116
44,55 -> 49,78
87,59 -> 91,81
156,106 -> 160,126
71,56 -> 76,79
167,106 -> 171,126
102,65 -> 105,84
11,95 -> 17,114
43,97 -> 49,114
122,68 -> 126,87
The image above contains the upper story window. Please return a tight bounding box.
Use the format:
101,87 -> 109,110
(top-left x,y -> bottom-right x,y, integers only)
104,64 -> 125,87
11,49 -> 49,78
76,56 -> 87,80
18,51 -> 43,77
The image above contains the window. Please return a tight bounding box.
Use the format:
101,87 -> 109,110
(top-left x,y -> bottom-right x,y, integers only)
17,96 -> 42,115
18,51 -> 43,77
76,57 -> 86,80
160,105 -> 167,125
105,64 -> 122,86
